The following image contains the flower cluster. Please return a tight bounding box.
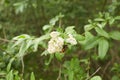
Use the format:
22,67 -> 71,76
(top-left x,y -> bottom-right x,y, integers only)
47,31 -> 64,54
47,31 -> 77,54
66,34 -> 77,45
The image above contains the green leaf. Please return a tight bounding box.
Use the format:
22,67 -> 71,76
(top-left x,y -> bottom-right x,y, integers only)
42,25 -> 52,31
41,50 -> 49,56
17,42 -> 27,58
45,54 -> 54,65
33,34 -> 50,52
12,39 -> 24,48
13,34 -> 30,40
13,1 -> 27,14
65,26 -> 76,34
105,12 -> 110,20
74,34 -> 85,41
56,27 -> 64,33
79,31 -> 94,45
68,71 -> 74,80
109,18 -> 115,25
49,13 -> 64,26
84,24 -> 94,31
26,39 -> 33,49
55,53 -> 64,61
30,72 -> 35,80
112,75 -> 120,80
98,38 -> 109,59
101,22 -> 107,27
96,23 -> 103,28
95,27 -> 109,38
12,34 -> 31,48
6,70 -> 13,80
94,18 -> 104,21
14,71 -> 20,80
85,31 -> 94,39
109,31 -> 120,40
115,16 -> 120,20
84,36 -> 99,50
7,58 -> 15,72
90,76 -> 102,80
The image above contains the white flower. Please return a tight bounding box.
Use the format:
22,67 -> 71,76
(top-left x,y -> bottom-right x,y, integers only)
47,37 -> 64,54
66,34 -> 77,45
50,31 -> 60,38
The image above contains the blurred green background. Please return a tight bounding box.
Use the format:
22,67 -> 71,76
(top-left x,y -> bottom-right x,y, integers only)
0,0 -> 120,80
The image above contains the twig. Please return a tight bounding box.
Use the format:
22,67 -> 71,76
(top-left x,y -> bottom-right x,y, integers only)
0,38 -> 11,42
21,57 -> 24,80
102,61 -> 111,77
59,18 -> 62,28
86,67 -> 101,80
3,27 -> 7,39
64,75 -> 67,80
57,64 -> 62,80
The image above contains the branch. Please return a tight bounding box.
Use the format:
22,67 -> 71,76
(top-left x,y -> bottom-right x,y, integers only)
0,38 -> 11,42
57,64 -> 62,80
102,61 -> 111,77
21,57 -> 24,80
3,27 -> 7,39
86,67 -> 101,80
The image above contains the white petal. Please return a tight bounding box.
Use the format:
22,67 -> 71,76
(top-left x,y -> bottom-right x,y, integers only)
50,31 -> 60,38
66,34 -> 77,45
